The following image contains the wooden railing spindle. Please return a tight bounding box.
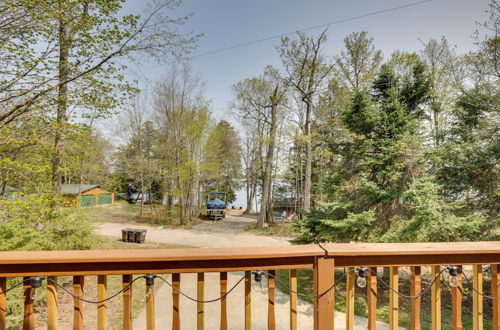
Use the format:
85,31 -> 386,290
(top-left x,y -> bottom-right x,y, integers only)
389,267 -> 398,330
289,269 -> 297,330
313,256 -> 334,330
267,270 -> 276,330
431,266 -> 441,330
492,264 -> 500,330
172,273 -> 180,330
23,277 -> 34,330
451,266 -> 463,330
244,271 -> 251,330
346,267 -> 355,330
0,277 -> 6,330
97,275 -> 107,330
122,275 -> 132,330
473,265 -> 483,330
47,276 -> 58,330
146,278 -> 155,330
411,266 -> 421,330
73,276 -> 84,330
197,273 -> 205,330
367,267 -> 377,330
220,272 -> 228,330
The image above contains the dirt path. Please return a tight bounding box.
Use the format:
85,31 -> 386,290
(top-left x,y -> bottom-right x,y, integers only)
96,210 -> 290,248
94,208 -> 398,329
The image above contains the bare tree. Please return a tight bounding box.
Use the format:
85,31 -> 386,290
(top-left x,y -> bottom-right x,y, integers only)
232,67 -> 286,228
278,29 -> 333,212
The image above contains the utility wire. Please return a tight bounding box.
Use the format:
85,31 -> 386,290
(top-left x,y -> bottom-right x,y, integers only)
141,0 -> 433,70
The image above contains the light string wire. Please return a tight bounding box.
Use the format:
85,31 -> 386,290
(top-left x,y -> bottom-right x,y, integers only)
262,268 -> 354,299
155,273 -> 246,303
2,266 -> 499,303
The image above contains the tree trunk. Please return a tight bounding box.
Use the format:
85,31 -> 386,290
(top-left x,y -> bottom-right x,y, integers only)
257,86 -> 279,229
52,5 -> 70,189
302,100 -> 312,212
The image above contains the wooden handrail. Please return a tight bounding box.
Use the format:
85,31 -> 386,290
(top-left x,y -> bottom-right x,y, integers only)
0,242 -> 498,330
0,242 -> 497,276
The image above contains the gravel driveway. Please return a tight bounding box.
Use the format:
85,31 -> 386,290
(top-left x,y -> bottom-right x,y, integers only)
94,209 -> 396,329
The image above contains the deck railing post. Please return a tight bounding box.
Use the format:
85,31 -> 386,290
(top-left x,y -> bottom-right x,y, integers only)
451,266 -> 463,330
244,271 -> 251,330
367,267 -> 378,330
492,264 -> 500,330
313,256 -> 334,330
472,265 -> 483,330
0,277 -> 6,330
389,266 -> 399,330
220,272 -> 228,330
431,266 -> 441,330
122,275 -> 132,330
289,269 -> 297,330
146,278 -> 155,330
47,276 -> 58,330
267,270 -> 276,330
411,266 -> 421,330
197,273 -> 205,330
172,273 -> 181,330
73,276 -> 84,330
97,275 -> 107,330
346,267 -> 355,330
22,277 -> 34,330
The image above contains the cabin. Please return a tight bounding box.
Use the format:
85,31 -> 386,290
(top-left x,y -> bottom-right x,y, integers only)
61,184 -> 114,207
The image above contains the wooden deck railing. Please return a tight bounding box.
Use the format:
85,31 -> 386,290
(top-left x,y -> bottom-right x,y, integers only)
0,242 -> 499,329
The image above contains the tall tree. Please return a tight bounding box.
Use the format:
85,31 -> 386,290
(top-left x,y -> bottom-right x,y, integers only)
203,120 -> 242,203
335,31 -> 383,92
278,29 -> 332,212
0,0 -> 199,189
233,67 -> 286,228
153,63 -> 211,224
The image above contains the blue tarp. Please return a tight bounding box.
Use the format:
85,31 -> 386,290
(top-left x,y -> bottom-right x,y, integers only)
207,198 -> 226,209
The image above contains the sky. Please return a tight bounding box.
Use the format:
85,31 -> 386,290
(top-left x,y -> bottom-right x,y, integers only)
120,0 -> 492,122
114,0 -> 492,207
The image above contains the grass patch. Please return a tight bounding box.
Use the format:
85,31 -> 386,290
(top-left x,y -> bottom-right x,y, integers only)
246,221 -> 296,237
80,203 -> 202,228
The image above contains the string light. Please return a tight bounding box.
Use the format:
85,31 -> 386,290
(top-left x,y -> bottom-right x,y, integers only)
253,270 -> 263,283
356,267 -> 369,288
446,266 -> 459,288
144,274 -> 155,300
30,277 -> 42,300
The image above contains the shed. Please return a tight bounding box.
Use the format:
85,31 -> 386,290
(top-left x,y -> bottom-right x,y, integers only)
2,186 -> 19,200
61,184 -> 114,207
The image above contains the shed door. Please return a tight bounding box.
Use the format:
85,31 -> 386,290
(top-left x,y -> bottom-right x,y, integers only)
98,193 -> 112,205
81,195 -> 95,207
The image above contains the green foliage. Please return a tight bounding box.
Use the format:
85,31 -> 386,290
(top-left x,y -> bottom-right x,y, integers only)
0,194 -> 93,251
295,47 -> 497,244
203,120 -> 242,203
293,206 -> 375,243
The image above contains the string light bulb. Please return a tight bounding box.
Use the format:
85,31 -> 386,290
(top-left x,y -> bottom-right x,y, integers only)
30,277 -> 42,300
446,266 -> 459,287
253,270 -> 263,283
144,274 -> 155,299
356,267 -> 369,288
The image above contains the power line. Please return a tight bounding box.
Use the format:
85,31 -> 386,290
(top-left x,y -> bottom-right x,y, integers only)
140,0 -> 433,71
